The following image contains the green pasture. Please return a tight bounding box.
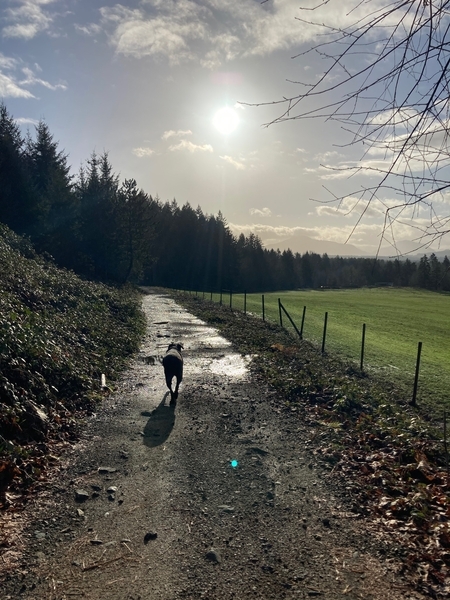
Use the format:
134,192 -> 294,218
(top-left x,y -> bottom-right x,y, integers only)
206,288 -> 450,410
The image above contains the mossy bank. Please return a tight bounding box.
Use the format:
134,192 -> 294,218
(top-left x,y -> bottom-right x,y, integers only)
0,224 -> 145,507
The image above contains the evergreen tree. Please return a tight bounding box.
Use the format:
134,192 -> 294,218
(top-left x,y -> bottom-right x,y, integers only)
418,255 -> 431,289
429,253 -> 441,290
24,120 -> 74,259
116,179 -> 156,283
402,259 -> 417,287
236,233 -> 269,292
74,152 -> 119,279
280,249 -> 296,289
301,253 -> 314,288
0,103 -> 34,233
442,256 -> 450,291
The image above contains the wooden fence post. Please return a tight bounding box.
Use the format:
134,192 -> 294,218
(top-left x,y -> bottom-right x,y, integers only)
278,298 -> 283,327
321,312 -> 328,354
410,341 -> 422,407
360,323 -> 366,372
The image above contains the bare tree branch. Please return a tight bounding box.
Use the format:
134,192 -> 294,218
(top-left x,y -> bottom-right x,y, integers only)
247,1 -> 450,252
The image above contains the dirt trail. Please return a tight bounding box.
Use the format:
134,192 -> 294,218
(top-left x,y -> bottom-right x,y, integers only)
2,290 -> 422,599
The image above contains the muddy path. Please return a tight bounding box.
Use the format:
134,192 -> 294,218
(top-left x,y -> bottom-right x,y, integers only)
2,290 -> 422,599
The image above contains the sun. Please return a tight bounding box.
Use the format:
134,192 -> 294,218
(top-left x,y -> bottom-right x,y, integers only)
213,107 -> 239,135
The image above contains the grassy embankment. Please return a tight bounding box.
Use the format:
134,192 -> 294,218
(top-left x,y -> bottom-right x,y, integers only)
207,288 -> 450,412
0,224 -> 146,506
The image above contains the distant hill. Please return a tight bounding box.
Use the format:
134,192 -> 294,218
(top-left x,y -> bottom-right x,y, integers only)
263,232 -> 450,260
377,241 -> 450,260
262,231 -> 365,257
407,249 -> 450,261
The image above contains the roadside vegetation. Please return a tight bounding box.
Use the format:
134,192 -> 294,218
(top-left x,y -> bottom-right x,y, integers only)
0,224 -> 146,508
173,291 -> 450,596
213,288 -> 450,411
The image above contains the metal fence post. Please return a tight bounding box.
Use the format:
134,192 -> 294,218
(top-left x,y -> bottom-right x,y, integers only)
300,306 -> 306,339
360,323 -> 366,372
321,311 -> 328,354
280,301 -> 302,338
278,298 -> 283,327
244,291 -> 247,315
411,341 -> 422,407
262,295 -> 265,321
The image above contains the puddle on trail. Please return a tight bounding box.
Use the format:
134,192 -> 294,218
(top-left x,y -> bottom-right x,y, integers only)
208,354 -> 251,378
142,292 -> 250,382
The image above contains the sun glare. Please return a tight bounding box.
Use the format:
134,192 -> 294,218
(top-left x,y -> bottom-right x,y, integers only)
213,107 -> 239,135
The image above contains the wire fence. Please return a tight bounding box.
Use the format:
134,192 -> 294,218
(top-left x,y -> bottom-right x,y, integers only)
177,288 -> 448,410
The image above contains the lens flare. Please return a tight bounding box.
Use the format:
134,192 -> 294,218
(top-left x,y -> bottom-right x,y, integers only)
230,459 -> 239,468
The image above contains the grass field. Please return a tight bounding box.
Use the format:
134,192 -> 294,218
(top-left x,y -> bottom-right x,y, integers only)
204,288 -> 450,411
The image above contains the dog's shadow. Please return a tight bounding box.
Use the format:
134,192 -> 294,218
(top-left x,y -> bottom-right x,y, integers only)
142,392 -> 175,448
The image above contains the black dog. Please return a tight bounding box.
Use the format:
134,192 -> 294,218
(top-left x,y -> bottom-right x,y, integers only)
162,343 -> 183,404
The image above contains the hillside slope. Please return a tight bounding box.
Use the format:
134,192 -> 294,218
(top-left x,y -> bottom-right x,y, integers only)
0,224 -> 145,507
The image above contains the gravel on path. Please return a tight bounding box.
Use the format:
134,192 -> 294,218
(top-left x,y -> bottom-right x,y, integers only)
1,290 -> 423,600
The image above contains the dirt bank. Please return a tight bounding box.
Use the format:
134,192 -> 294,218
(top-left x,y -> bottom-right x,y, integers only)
1,290 -> 424,599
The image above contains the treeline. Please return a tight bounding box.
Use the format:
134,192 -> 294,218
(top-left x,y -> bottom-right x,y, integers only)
1,102 -> 449,293
0,103 -> 241,287
255,250 -> 450,292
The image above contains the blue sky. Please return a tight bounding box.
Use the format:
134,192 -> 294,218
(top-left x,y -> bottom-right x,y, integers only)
2,0 -> 448,257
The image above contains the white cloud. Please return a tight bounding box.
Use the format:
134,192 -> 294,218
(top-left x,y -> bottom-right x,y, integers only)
133,146 -> 155,158
314,150 -> 343,162
368,107 -> 421,129
2,0 -> 57,40
20,66 -> 67,91
250,207 -> 272,217
0,71 -> 35,98
100,3 -> 208,64
162,129 -> 192,140
314,197 -> 384,219
15,116 -> 39,125
428,190 -> 450,206
0,53 -> 17,70
74,23 -> 102,37
303,164 -> 355,180
168,139 -> 213,153
0,53 -> 34,97
230,222 -> 360,245
0,54 -> 66,98
229,221 -> 394,251
98,0 -> 372,66
219,155 -> 245,170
